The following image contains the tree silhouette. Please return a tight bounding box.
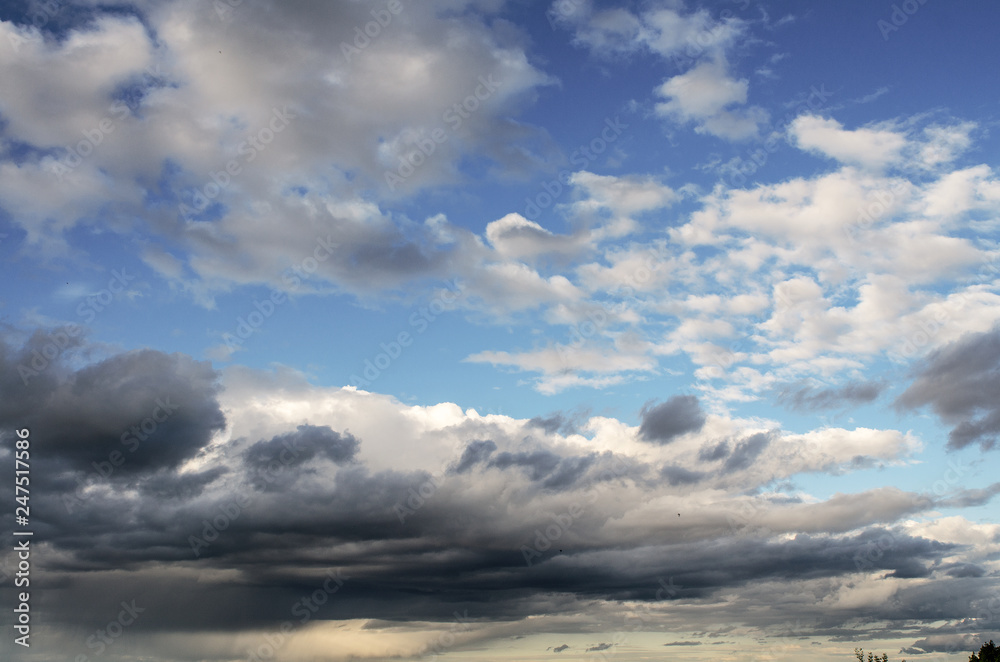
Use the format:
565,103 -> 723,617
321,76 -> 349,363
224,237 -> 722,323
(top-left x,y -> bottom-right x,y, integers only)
970,640 -> 1000,662
851,640 -> 1000,662
854,647 -> 903,662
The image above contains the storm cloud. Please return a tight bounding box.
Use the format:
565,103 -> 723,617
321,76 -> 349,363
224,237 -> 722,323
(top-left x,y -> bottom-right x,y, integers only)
0,338 -> 995,661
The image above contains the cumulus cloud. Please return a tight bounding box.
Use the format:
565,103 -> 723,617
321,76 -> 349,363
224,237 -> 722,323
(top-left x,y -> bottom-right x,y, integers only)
664,143 -> 1000,402
654,60 -> 768,140
790,115 -> 907,169
0,0 -> 558,308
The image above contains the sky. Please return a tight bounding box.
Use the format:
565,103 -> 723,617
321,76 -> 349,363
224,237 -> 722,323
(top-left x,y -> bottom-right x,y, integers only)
0,0 -> 999,660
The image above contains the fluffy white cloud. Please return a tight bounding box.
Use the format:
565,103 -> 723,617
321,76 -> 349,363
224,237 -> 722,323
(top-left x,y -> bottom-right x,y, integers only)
655,60 -> 768,140
485,213 -> 586,260
790,115 -> 907,169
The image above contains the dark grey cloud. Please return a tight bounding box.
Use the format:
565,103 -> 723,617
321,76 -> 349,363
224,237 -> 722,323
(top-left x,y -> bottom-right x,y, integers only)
552,644 -> 569,652
15,465 -> 964,630
541,454 -> 597,489
487,450 -> 562,480
661,464 -> 706,486
137,466 -> 229,500
449,442 -> 603,490
895,325 -> 1000,450
944,564 -> 986,578
664,641 -> 702,646
0,338 -> 994,658
638,395 -> 706,444
0,334 -> 226,485
723,432 -> 773,473
244,425 -> 359,472
698,440 -> 730,462
0,325 -> 87,411
887,557 -> 932,579
528,413 -> 578,435
489,450 -> 562,480
452,439 -> 497,473
935,482 -> 1000,508
587,642 -> 614,652
776,379 -> 886,412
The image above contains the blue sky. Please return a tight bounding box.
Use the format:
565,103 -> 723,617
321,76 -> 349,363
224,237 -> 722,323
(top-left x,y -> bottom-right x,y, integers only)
1,0 -> 1000,660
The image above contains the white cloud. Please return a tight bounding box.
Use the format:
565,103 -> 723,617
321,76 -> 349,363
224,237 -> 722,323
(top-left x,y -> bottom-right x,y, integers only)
554,2 -> 764,141
654,61 -> 768,140
464,339 -> 656,395
919,122 -> 976,168
566,171 -> 677,238
0,2 -> 556,300
790,115 -> 907,169
656,61 -> 747,118
486,213 -> 574,259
